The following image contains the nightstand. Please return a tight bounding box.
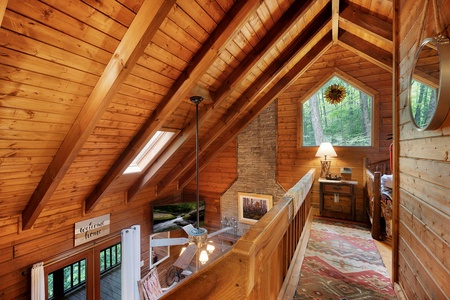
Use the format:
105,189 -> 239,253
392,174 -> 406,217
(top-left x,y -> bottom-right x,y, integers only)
319,178 -> 358,220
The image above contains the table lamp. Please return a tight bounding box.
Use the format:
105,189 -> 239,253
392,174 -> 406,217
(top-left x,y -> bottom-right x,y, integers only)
315,142 -> 337,178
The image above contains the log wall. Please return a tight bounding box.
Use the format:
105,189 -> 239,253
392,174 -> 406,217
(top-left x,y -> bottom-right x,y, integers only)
4,2 -> 450,298
0,43 -> 395,300
396,0 -> 450,298
277,44 -> 393,222
0,142 -> 237,299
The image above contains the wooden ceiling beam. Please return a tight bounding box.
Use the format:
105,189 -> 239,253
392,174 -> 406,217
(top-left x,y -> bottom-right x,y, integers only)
21,0 -> 175,230
338,30 -> 393,72
332,0 -> 340,43
169,4 -> 393,193
0,0 -> 7,26
339,5 -> 393,52
178,35 -> 333,188
86,0 -> 262,211
127,0 -> 318,202
212,0 -> 318,103
173,10 -> 333,190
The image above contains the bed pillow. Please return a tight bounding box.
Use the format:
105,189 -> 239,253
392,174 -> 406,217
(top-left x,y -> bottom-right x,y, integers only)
381,174 -> 393,189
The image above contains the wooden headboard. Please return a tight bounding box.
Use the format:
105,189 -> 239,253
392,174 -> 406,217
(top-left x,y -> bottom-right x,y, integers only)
365,158 -> 391,175
363,157 -> 387,240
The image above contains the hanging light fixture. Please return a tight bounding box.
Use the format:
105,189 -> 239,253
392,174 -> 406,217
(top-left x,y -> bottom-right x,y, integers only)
150,98 -> 233,270
183,96 -> 211,266
199,250 -> 209,264
191,96 -> 203,230
206,242 -> 215,254
188,96 -> 208,242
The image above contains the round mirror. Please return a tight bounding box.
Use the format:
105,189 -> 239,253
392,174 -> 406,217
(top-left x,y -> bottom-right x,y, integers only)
409,37 -> 450,131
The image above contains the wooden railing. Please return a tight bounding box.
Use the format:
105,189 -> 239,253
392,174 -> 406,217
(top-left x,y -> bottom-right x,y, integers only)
160,169 -> 315,300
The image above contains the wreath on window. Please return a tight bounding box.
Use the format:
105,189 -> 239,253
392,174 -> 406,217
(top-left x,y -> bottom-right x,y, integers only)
324,84 -> 346,104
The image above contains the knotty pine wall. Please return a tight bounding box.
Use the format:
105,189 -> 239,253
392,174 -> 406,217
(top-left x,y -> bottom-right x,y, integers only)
396,1 -> 450,298
277,44 -> 393,222
0,189 -> 155,299
185,140 -> 238,231
0,142 -> 237,299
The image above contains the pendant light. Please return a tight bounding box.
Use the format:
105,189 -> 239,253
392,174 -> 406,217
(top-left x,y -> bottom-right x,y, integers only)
189,96 -> 207,238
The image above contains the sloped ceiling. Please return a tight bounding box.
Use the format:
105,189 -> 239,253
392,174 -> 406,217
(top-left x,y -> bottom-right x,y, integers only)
0,0 -> 392,230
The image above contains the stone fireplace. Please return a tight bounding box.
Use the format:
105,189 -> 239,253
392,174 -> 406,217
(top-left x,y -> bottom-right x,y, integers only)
221,101 -> 285,235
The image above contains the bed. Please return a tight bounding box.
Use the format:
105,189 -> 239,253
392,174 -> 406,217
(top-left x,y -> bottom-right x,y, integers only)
363,158 -> 393,241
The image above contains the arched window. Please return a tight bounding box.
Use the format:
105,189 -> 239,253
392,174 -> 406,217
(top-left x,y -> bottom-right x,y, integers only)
301,74 -> 376,147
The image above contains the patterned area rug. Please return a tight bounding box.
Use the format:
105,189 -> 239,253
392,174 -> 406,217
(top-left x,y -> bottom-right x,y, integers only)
294,217 -> 396,300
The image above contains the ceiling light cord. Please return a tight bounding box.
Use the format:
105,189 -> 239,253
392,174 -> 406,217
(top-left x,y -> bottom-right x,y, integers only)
190,96 -> 203,230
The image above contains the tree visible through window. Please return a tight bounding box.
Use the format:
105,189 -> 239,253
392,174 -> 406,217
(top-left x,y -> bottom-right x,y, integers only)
302,76 -> 372,146
409,79 -> 437,128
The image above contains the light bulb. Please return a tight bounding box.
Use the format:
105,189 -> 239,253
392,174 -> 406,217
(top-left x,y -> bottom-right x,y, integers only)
206,244 -> 215,253
199,250 -> 209,264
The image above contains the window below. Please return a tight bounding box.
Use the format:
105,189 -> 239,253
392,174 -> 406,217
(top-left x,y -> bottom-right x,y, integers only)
124,130 -> 175,174
99,242 -> 122,273
302,76 -> 373,147
47,243 -> 122,299
48,259 -> 86,299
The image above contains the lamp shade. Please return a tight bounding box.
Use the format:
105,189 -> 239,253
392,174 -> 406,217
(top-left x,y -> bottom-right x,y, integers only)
315,142 -> 337,159
199,250 -> 209,264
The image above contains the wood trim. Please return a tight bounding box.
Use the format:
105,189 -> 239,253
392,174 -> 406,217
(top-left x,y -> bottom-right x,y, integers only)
0,0 -> 7,26
127,0 -> 320,202
178,35 -> 332,189
296,67 -> 380,149
338,31 -> 393,72
160,170 -> 314,299
392,0 -> 400,284
365,168 -> 382,240
92,237 -> 122,299
44,250 -> 95,300
339,5 -> 393,47
87,0 -> 262,209
332,0 -> 340,42
81,0 -> 181,214
21,0 -> 175,230
43,235 -> 121,300
296,67 -> 379,104
167,7 -> 333,192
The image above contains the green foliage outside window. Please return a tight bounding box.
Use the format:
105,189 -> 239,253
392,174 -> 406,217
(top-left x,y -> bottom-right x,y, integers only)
409,79 -> 437,128
303,76 -> 373,146
48,274 -> 53,298
47,243 -> 121,299
63,266 -> 72,290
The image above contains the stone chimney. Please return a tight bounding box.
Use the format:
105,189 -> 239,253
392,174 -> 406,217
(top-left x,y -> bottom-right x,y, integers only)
221,101 -> 285,235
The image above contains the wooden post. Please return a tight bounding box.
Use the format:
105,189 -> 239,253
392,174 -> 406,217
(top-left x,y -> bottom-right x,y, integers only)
372,171 -> 382,240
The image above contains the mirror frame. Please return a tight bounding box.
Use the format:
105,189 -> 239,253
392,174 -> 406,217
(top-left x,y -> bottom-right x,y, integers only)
409,36 -> 450,131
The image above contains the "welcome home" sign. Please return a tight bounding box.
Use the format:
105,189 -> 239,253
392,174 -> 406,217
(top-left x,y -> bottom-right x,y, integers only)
74,214 -> 110,246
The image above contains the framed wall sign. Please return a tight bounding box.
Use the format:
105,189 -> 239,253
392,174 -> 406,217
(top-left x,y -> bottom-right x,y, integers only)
74,214 -> 110,246
238,192 -> 273,225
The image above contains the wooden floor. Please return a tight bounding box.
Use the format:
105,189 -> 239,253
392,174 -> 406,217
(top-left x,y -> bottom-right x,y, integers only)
65,210 -> 393,300
278,208 -> 394,300
66,266 -> 121,300
374,238 -> 393,278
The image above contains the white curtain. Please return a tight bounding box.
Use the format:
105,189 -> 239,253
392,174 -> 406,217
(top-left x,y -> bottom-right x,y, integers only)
31,262 -> 45,300
122,225 -> 141,300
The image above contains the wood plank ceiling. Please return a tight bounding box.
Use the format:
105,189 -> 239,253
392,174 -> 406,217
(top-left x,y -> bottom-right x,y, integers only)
0,0 -> 393,230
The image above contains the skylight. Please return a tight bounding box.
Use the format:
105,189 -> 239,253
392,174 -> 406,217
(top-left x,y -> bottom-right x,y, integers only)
124,131 -> 175,174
